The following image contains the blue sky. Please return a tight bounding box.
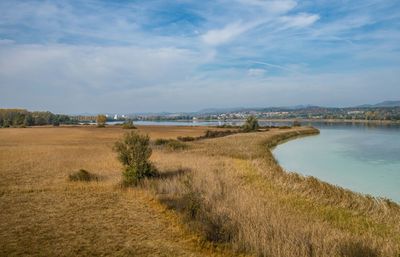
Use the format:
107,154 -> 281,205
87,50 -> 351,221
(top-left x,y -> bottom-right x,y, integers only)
0,0 -> 399,113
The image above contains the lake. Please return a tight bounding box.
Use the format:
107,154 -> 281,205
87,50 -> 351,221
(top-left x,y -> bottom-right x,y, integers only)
110,119 -> 400,202
109,120 -> 292,127
273,124 -> 400,202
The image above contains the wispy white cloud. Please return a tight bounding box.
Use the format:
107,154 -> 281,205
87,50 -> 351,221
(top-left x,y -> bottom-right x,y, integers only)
237,0 -> 297,13
247,68 -> 267,77
279,13 -> 320,28
0,0 -> 399,112
201,21 -> 261,45
252,61 -> 296,72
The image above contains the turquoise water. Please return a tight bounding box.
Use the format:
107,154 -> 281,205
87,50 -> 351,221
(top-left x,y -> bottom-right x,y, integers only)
273,125 -> 400,202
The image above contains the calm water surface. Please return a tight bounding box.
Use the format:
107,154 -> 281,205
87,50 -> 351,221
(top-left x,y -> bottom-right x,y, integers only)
273,125 -> 400,202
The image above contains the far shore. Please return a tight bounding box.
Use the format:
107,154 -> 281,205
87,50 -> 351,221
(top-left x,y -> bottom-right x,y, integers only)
110,118 -> 400,125
258,118 -> 400,125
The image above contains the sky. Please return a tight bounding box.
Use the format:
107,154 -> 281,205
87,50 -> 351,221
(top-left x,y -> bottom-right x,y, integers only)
0,0 -> 399,114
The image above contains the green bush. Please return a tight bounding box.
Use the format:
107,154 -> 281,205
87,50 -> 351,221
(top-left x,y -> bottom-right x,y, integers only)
122,120 -> 137,129
154,138 -> 170,145
201,130 -> 236,139
216,124 -> 240,129
292,120 -> 301,127
96,114 -> 107,127
155,138 -> 188,150
114,131 -> 156,186
242,115 -> 259,132
166,140 -> 187,150
69,169 -> 98,182
177,136 -> 196,142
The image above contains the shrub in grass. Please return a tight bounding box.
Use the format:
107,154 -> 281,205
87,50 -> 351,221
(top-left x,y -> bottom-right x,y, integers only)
69,169 -> 98,182
166,140 -> 187,150
177,136 -> 196,142
155,138 -> 187,150
242,115 -> 259,132
177,130 -> 238,142
122,120 -> 137,129
182,176 -> 203,219
293,120 -> 301,127
339,241 -> 379,257
96,114 -> 107,128
201,130 -> 236,139
114,131 -> 156,186
216,124 -> 240,129
154,138 -> 170,145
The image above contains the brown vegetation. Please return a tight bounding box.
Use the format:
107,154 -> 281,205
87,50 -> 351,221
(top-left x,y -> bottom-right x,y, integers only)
0,126 -> 236,257
148,126 -> 400,257
69,169 -> 99,182
0,125 -> 399,257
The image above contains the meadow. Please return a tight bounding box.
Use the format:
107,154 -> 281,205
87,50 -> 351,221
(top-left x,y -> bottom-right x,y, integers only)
0,125 -> 399,257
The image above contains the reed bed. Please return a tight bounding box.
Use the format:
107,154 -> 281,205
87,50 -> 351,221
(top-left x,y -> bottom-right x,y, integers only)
149,127 -> 400,257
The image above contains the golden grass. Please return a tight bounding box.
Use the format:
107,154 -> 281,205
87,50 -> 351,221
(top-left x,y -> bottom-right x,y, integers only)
149,127 -> 400,257
1,125 -> 399,257
0,125 -> 237,257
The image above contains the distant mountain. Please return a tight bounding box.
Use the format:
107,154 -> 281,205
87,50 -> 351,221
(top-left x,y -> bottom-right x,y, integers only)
357,100 -> 400,108
68,101 -> 400,117
196,105 -> 326,114
373,100 -> 400,107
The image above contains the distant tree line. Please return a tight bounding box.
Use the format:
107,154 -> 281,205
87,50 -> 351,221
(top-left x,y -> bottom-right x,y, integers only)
0,109 -> 77,128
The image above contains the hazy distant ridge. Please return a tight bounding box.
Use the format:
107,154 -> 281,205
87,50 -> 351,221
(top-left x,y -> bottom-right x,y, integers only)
356,100 -> 400,108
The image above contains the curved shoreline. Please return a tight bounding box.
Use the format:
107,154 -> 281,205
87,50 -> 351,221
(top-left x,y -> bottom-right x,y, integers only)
257,126 -> 400,213
152,126 -> 400,256
269,127 -> 400,204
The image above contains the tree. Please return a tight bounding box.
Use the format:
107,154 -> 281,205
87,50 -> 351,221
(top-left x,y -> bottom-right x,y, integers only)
32,111 -> 54,125
114,131 -> 156,185
96,114 -> 107,127
23,114 -> 34,126
292,120 -> 301,127
52,118 -> 60,126
242,115 -> 259,132
122,119 -> 136,129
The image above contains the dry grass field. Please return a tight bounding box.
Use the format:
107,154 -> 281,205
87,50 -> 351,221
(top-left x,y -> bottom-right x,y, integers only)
1,125 -> 399,257
0,126 -> 237,257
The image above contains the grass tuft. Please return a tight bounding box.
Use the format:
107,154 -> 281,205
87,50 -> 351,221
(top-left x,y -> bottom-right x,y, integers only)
155,138 -> 188,150
68,169 -> 98,182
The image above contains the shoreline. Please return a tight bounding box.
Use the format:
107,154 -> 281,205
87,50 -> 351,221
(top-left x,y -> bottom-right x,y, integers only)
258,118 -> 400,125
269,127 -> 399,204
